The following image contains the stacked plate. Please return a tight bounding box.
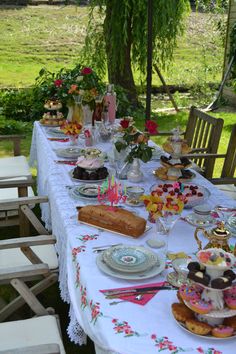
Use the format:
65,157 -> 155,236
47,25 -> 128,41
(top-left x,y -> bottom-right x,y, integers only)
96,245 -> 165,280
55,147 -> 81,159
70,184 -> 99,199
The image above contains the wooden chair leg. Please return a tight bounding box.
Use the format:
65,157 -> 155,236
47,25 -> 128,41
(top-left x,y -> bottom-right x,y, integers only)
0,274 -> 57,321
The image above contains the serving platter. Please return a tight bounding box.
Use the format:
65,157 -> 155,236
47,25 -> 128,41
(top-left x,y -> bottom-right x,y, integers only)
173,316 -> 236,340
150,182 -> 210,209
102,245 -> 159,273
96,252 -> 165,280
69,170 -> 108,183
79,219 -> 152,237
55,147 -> 82,159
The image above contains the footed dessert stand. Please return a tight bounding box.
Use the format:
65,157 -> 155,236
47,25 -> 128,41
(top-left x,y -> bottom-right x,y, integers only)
154,128 -> 193,181
173,248 -> 236,338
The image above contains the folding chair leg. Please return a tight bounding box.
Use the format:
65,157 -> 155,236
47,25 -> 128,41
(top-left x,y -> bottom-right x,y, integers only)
0,273 -> 57,321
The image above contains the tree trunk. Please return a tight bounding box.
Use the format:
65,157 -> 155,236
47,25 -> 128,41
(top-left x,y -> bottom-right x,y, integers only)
104,1 -> 139,107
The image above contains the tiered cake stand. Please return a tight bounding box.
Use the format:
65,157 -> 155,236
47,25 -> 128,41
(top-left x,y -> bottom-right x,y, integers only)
154,128 -> 193,181
40,99 -> 65,126
173,248 -> 236,339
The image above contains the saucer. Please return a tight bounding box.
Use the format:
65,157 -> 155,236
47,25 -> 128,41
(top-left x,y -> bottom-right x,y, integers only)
185,212 -> 215,227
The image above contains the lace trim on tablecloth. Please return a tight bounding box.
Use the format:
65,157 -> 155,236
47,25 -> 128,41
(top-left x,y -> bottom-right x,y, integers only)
67,305 -> 87,345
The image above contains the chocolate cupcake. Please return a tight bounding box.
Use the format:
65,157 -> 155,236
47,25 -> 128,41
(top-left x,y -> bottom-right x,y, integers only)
188,271 -> 210,286
187,262 -> 206,272
211,277 -> 232,289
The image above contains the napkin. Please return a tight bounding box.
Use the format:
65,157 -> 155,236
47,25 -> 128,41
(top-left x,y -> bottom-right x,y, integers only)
47,138 -> 69,142
55,160 -> 77,166
100,281 -> 169,306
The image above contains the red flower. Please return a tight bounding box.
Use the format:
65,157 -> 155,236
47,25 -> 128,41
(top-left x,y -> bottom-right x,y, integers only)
54,79 -> 63,87
81,67 -> 93,75
145,120 -> 158,135
120,119 -> 130,129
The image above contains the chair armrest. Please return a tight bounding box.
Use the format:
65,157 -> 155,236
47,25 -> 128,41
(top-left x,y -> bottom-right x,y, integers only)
183,153 -> 225,159
0,196 -> 48,211
0,343 -> 61,354
0,135 -> 26,156
210,177 -> 236,185
155,130 -> 185,136
0,175 -> 34,187
0,235 -> 56,250
0,263 -> 50,282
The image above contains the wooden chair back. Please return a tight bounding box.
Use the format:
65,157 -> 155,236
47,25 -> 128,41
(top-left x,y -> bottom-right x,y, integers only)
185,107 -> 224,178
220,124 -> 236,179
0,135 -> 25,156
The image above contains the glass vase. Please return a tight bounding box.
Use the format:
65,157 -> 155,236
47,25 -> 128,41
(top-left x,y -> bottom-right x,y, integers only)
127,158 -> 143,183
82,104 -> 94,126
69,135 -> 79,146
66,103 -> 83,125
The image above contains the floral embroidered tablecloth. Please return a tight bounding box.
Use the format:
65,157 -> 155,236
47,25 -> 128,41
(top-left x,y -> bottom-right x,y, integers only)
30,121 -> 236,354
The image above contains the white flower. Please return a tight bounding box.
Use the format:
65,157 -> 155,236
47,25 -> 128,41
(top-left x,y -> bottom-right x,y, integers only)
76,76 -> 83,82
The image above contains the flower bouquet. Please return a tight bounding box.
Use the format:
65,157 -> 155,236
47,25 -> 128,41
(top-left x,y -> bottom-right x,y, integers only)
60,120 -> 82,145
115,118 -> 158,163
141,193 -> 185,228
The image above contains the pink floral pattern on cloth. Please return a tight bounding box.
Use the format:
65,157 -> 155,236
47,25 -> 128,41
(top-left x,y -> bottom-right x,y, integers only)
112,319 -> 140,337
71,247 -> 223,352
77,233 -> 99,243
151,334 -> 222,354
72,246 -> 86,261
90,300 -> 103,324
80,285 -> 87,309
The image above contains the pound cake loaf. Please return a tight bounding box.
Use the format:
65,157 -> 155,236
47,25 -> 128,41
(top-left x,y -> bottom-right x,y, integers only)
78,205 -> 146,238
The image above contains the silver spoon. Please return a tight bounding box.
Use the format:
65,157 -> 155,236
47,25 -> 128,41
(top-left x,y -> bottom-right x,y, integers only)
109,294 -> 143,305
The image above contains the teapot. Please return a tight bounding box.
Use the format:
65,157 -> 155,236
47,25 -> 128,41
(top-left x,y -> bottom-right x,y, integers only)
194,221 -> 236,255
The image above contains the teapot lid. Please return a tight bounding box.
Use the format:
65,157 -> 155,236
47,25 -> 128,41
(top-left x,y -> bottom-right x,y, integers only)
212,221 -> 230,238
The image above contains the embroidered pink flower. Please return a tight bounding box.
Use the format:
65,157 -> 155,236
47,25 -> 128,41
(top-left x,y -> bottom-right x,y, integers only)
81,67 -> 93,75
145,120 -> 158,135
54,79 -> 63,87
197,348 -> 204,353
151,334 -> 157,340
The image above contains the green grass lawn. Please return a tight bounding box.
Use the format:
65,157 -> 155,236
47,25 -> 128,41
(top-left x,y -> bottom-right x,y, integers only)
0,6 -> 225,92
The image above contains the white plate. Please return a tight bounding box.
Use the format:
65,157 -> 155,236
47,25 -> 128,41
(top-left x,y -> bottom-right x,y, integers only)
183,299 -> 236,318
55,147 -> 82,159
96,252 -> 165,280
48,127 -> 66,137
102,245 -> 159,273
173,316 -> 236,340
69,169 -> 109,183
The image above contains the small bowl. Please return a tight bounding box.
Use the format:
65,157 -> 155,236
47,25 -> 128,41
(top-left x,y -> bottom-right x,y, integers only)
126,186 -> 145,202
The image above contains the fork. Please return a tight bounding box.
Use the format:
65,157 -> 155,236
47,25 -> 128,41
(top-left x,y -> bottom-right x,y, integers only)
109,294 -> 143,305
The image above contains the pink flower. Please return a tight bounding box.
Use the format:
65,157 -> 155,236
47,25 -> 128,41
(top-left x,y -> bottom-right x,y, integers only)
151,334 -> 157,340
196,348 -> 204,353
145,120 -> 158,135
81,67 -> 93,75
54,79 -> 63,87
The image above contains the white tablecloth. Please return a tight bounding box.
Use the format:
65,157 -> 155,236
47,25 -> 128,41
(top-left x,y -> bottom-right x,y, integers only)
30,121 -> 236,354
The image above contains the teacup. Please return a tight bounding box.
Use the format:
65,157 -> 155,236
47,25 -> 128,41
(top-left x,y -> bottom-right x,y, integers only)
126,186 -> 145,204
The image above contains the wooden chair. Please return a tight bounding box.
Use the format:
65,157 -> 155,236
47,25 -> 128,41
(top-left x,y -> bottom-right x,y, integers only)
158,106 -> 224,179
189,124 -> 236,199
0,135 -> 35,227
0,197 -> 58,321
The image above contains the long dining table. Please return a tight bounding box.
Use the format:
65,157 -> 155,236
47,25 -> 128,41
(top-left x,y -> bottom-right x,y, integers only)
30,121 -> 236,354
